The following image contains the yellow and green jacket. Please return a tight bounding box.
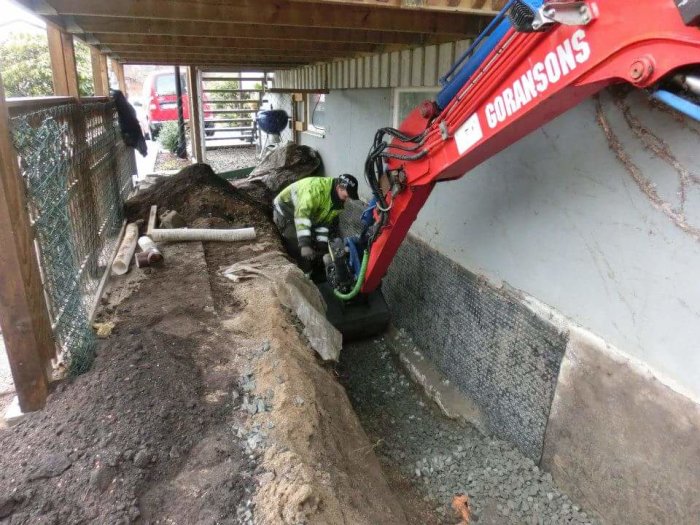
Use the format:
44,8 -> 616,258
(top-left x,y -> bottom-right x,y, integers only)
273,177 -> 343,247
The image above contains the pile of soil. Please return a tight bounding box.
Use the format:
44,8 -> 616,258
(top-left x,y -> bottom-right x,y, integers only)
125,163 -> 272,228
0,163 -> 406,524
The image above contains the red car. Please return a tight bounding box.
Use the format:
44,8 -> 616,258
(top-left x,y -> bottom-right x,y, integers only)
140,70 -> 213,139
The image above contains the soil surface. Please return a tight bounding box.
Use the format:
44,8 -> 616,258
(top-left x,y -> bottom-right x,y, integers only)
0,165 -> 405,524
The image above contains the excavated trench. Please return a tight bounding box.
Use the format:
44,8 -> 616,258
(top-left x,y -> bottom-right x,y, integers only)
338,331 -> 598,525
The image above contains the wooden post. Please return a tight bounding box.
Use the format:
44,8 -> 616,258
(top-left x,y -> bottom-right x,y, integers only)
187,66 -> 205,162
0,74 -> 54,412
47,24 -> 80,98
112,60 -> 127,93
90,47 -> 110,96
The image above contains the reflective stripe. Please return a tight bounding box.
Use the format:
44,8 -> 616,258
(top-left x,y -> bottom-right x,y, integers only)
296,229 -> 311,237
314,226 -> 329,233
316,235 -> 329,242
274,201 -> 284,216
291,187 -> 298,207
295,217 -> 312,226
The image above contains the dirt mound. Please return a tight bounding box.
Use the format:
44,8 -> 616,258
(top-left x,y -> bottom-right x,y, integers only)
125,163 -> 270,227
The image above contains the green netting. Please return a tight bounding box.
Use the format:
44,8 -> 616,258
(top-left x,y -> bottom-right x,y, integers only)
11,100 -> 135,375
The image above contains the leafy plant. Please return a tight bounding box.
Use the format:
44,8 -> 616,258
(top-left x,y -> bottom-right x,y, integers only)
157,121 -> 181,152
0,32 -> 94,97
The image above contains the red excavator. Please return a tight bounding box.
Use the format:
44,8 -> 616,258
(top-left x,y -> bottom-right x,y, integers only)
322,0 -> 700,333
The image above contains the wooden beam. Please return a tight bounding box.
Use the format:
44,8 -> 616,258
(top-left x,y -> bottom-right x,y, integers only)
186,67 -> 204,163
106,46 -> 354,60
66,16 -> 468,45
46,0 -> 485,35
92,34 -> 379,54
116,55 -> 310,67
123,61 -> 304,69
111,51 -> 335,63
111,59 -> 126,92
90,47 -> 109,96
287,0 -> 498,14
46,24 -> 79,97
0,74 -> 54,412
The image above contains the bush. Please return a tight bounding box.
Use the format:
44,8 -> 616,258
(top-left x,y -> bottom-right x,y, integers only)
158,121 -> 181,152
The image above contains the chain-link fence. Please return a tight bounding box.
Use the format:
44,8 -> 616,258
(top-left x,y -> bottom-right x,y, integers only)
10,99 -> 135,374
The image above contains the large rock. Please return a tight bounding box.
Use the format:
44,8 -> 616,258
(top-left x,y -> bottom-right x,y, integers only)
233,143 -> 321,207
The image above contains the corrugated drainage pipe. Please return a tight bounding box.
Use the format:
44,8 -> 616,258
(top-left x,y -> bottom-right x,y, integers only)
112,223 -> 140,275
149,227 -> 256,242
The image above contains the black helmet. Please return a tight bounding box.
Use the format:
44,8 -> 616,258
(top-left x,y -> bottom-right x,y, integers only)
337,173 -> 359,200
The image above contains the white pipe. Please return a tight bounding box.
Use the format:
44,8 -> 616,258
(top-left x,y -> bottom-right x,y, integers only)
112,223 -> 139,275
150,227 -> 256,242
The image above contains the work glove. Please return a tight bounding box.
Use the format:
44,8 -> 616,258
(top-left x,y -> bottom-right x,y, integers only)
300,245 -> 315,261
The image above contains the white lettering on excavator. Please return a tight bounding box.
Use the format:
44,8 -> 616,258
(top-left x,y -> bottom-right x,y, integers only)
485,29 -> 591,129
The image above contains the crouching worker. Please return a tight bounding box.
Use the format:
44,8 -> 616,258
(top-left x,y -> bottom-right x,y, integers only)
272,174 -> 359,270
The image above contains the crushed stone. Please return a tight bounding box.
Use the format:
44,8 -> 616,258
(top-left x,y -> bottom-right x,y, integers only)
341,333 -> 599,525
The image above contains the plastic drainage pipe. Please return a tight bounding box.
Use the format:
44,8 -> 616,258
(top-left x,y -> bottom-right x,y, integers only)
651,90 -> 700,122
334,250 -> 369,301
149,227 -> 256,242
112,223 -> 139,275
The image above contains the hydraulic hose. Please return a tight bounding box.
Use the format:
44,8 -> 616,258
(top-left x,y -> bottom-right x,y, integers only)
334,250 -> 369,301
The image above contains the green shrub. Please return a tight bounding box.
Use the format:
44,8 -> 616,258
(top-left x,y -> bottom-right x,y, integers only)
158,121 -> 181,152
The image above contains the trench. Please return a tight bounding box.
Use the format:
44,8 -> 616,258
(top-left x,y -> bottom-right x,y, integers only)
339,331 -> 598,525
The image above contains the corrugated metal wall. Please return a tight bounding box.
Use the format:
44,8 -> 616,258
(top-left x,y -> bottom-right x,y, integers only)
273,40 -> 472,90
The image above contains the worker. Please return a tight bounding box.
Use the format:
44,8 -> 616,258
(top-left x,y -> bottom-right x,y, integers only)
272,174 -> 359,265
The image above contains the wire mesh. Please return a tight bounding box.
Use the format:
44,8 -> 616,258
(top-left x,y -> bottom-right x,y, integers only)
11,100 -> 135,375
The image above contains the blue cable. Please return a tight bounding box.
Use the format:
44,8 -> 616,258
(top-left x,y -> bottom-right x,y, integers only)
652,90 -> 700,122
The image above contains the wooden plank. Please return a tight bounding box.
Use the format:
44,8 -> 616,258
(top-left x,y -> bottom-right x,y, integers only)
92,34 -> 378,53
112,59 -> 126,92
109,46 -> 353,60
45,0 -> 487,35
343,60 -> 350,90
67,17 -> 451,45
90,47 -> 109,96
46,24 -> 79,97
349,59 -> 358,89
380,52 -> 390,87
286,0 -> 498,14
186,66 -> 205,163
400,49 -> 412,87
371,54 -> 380,88
423,44 -> 438,87
411,46 -> 424,86
267,88 -> 330,94
437,41 -> 455,80
0,75 -> 53,412
363,56 -> 372,88
390,50 -> 400,87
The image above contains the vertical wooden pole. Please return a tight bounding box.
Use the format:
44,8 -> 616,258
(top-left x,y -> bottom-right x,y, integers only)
0,74 -> 54,412
113,60 -> 127,93
90,47 -> 109,96
47,24 -> 79,98
187,66 -> 205,162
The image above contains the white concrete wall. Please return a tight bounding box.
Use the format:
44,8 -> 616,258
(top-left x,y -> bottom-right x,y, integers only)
300,87 -> 700,401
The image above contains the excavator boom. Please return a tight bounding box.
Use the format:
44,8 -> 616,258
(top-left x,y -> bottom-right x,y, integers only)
353,0 -> 700,294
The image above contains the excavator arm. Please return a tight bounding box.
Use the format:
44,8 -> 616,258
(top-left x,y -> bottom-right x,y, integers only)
328,0 -> 700,296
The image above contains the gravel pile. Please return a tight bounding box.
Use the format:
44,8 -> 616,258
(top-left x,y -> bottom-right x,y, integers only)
206,146 -> 258,174
341,333 -> 597,525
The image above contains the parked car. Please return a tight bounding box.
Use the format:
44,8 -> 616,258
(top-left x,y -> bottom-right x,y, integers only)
139,70 -> 214,139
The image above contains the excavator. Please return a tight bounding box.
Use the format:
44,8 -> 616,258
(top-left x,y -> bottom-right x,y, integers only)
322,0 -> 700,335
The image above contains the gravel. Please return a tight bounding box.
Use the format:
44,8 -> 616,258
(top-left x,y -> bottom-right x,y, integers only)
341,333 -> 598,525
205,146 -> 258,174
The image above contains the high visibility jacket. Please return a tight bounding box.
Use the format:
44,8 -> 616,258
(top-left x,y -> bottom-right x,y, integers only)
273,177 -> 343,247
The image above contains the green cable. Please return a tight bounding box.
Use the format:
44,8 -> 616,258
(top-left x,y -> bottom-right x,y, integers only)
334,250 -> 369,301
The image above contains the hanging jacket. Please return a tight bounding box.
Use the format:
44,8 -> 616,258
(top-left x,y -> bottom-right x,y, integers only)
273,177 -> 343,247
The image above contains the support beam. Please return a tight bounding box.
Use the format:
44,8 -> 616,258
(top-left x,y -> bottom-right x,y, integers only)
90,47 -> 109,96
287,0 -> 499,14
43,0 -> 489,34
92,34 -> 378,54
112,52 -> 323,64
104,46 -> 359,60
112,59 -> 126,92
46,24 -> 79,97
0,74 -> 54,412
64,17 -> 467,45
186,66 -> 204,163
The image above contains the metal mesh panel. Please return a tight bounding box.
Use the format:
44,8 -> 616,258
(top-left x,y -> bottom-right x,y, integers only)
340,201 -> 567,460
11,101 -> 135,374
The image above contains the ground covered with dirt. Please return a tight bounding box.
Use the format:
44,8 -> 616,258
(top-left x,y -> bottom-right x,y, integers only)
341,332 -> 598,525
0,164 -> 405,524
